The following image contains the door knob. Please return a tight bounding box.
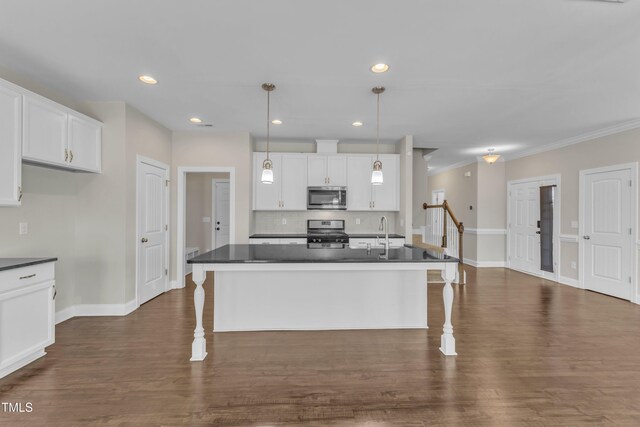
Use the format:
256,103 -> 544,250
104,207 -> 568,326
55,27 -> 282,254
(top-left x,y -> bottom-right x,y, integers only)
216,227 -> 220,231
141,237 -> 148,243
583,235 -> 590,240
216,221 -> 220,225
535,231 -> 541,234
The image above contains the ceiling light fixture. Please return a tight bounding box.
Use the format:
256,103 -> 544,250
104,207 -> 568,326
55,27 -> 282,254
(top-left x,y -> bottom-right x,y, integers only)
482,148 -> 501,164
189,117 -> 202,123
371,86 -> 385,185
138,75 -> 158,85
352,121 -> 363,127
271,119 -> 283,125
371,63 -> 390,73
261,83 -> 276,184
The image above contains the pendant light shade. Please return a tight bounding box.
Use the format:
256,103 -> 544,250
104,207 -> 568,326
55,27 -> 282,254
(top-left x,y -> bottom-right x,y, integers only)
371,86 -> 385,185
482,148 -> 501,164
261,83 -> 276,184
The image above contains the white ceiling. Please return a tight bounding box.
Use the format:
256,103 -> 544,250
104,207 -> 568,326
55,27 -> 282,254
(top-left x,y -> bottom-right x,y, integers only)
1,0 -> 638,173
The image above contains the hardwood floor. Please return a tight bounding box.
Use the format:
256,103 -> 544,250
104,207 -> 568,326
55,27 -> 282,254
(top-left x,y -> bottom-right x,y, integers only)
2,268 -> 640,425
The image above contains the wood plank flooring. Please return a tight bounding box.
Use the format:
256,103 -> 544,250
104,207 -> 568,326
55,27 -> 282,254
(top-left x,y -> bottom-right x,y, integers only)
2,267 -> 640,425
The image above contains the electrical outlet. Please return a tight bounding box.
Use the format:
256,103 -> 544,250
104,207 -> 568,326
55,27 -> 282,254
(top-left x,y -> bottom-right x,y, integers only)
19,222 -> 28,235
571,261 -> 577,269
282,218 -> 286,225
356,218 -> 360,225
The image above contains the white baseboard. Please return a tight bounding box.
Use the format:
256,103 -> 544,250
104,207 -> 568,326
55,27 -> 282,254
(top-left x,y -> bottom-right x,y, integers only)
171,280 -> 184,289
463,258 -> 506,268
55,298 -> 138,325
558,275 -> 580,288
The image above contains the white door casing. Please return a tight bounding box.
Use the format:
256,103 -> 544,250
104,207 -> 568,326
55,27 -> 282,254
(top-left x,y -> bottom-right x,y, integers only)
507,175 -> 560,281
580,165 -> 636,301
137,158 -> 169,305
213,180 -> 230,249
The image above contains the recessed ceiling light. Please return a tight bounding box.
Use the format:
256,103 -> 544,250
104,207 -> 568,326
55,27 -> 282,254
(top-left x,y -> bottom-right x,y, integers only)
370,63 -> 389,73
271,119 -> 283,125
352,121 -> 363,127
189,117 -> 202,123
138,75 -> 158,85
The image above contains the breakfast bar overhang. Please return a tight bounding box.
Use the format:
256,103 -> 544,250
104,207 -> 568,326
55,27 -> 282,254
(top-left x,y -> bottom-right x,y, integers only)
188,244 -> 459,361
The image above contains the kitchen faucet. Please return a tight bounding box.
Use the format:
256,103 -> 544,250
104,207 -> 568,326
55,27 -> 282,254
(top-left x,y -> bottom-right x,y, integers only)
377,216 -> 390,256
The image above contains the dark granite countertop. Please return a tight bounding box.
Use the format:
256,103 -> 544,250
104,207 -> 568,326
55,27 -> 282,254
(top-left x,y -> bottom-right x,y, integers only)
0,257 -> 58,272
188,244 -> 455,264
250,234 -> 308,239
348,234 -> 406,239
250,233 -> 405,239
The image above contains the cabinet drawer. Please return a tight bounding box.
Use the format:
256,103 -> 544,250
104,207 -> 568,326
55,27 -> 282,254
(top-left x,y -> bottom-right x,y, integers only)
279,238 -> 306,244
0,262 -> 55,294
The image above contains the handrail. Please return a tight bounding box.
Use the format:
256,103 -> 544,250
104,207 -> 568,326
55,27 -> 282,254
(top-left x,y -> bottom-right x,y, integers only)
422,200 -> 466,284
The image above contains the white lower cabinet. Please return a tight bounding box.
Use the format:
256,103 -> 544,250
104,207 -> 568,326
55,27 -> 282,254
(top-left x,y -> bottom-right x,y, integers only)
0,262 -> 56,379
349,237 -> 405,249
249,238 -> 306,244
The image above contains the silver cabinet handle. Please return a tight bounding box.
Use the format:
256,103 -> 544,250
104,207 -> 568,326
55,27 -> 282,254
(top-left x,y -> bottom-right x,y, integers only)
65,149 -> 69,162
141,237 -> 148,243
19,273 -> 36,280
583,236 -> 590,240
69,150 -> 74,163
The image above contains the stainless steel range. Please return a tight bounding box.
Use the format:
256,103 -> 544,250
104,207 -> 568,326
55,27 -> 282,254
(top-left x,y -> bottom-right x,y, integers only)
307,220 -> 348,248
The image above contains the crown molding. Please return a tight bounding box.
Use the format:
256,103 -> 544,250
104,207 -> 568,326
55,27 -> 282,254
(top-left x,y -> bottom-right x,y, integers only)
504,118 -> 640,162
427,158 -> 477,177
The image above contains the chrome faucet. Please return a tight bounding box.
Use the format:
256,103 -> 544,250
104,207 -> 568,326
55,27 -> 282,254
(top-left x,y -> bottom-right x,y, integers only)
377,216 -> 390,251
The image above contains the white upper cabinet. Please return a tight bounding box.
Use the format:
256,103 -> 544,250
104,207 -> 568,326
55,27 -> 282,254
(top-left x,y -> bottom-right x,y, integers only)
253,153 -> 307,210
308,155 -> 347,186
22,92 -> 102,173
347,154 -> 399,211
347,155 -> 373,211
371,154 -> 399,211
67,113 -> 102,172
280,154 -> 308,210
0,81 -> 23,207
22,95 -> 68,168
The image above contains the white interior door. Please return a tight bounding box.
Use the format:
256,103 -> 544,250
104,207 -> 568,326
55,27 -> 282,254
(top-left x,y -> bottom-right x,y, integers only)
213,181 -> 230,248
509,181 -> 540,275
138,160 -> 168,305
581,167 -> 633,300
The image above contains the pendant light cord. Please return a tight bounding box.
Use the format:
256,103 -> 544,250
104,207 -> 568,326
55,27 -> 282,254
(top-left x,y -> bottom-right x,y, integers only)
376,92 -> 380,161
266,89 -> 270,158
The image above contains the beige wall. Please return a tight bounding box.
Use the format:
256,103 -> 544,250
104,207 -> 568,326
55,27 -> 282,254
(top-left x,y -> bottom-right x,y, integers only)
171,132 -> 252,280
0,65 -> 172,312
412,149 -> 429,229
428,162 -> 478,229
506,126 -> 640,286
398,136 -> 413,238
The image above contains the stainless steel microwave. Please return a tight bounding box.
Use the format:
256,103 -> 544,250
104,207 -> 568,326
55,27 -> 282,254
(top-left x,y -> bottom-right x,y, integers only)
307,187 -> 347,210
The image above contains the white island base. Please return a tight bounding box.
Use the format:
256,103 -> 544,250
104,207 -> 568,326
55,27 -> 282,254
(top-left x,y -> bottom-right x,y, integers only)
190,262 -> 458,361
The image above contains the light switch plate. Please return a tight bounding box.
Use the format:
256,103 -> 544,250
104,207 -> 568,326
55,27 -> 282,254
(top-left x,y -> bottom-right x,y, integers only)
19,222 -> 28,235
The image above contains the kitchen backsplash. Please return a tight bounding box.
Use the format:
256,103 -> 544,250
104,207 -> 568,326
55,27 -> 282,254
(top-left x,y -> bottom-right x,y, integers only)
253,211 -> 400,234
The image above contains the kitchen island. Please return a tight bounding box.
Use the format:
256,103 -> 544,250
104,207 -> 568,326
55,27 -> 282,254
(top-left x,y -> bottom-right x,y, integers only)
187,244 -> 459,361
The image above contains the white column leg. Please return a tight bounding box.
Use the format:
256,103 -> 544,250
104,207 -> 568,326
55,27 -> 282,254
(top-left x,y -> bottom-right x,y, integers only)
190,264 -> 208,361
439,262 -> 457,356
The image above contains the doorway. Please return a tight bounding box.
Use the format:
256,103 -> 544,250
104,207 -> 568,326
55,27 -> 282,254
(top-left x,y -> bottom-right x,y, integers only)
507,175 -> 560,281
177,167 -> 236,288
136,156 -> 169,305
580,163 -> 637,301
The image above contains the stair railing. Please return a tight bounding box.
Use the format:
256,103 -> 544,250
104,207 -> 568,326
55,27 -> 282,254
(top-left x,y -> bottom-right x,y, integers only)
423,200 -> 466,284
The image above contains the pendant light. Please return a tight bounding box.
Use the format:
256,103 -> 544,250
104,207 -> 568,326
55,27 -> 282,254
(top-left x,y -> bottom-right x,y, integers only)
371,86 -> 385,185
482,148 -> 501,164
261,83 -> 275,184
